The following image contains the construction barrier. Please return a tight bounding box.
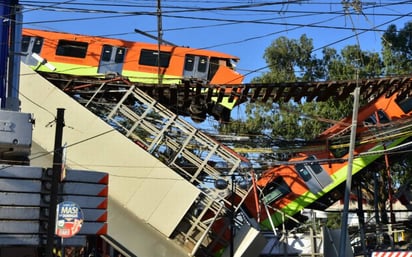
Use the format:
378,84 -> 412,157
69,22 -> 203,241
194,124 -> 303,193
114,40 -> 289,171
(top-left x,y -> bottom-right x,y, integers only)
372,252 -> 412,257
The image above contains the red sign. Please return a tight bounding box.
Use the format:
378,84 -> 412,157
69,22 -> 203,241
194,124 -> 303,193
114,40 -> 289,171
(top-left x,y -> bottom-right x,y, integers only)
55,201 -> 84,238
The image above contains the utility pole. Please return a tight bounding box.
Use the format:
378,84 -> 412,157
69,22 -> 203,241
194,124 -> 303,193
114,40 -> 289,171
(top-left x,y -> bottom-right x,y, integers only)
338,81 -> 360,257
7,0 -> 22,111
156,0 -> 163,87
45,108 -> 65,257
0,0 -> 12,108
230,174 -> 235,257
0,0 -> 21,110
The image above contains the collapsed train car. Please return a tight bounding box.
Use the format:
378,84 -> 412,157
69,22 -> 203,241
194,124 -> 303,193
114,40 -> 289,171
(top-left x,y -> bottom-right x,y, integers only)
242,84 -> 412,229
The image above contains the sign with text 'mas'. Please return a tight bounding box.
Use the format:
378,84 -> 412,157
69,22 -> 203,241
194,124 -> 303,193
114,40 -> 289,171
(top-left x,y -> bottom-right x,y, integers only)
55,201 -> 84,238
0,166 -> 108,245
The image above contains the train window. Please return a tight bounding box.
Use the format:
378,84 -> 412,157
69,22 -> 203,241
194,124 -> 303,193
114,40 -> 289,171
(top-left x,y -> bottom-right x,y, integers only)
21,36 -> 43,54
207,58 -> 219,81
21,36 -> 30,52
262,177 -> 291,204
32,38 -> 43,53
184,55 -> 195,71
305,156 -> 323,174
396,97 -> 412,114
376,110 -> 390,123
101,45 -> 112,62
56,40 -> 88,58
197,56 -> 208,73
115,48 -> 126,63
139,49 -> 171,68
294,163 -> 312,182
364,109 -> 390,125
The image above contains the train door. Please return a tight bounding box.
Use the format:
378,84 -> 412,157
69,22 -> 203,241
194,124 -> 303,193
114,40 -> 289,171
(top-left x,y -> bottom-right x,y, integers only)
21,36 -> 43,66
183,55 -> 209,81
98,45 -> 127,75
294,155 -> 333,194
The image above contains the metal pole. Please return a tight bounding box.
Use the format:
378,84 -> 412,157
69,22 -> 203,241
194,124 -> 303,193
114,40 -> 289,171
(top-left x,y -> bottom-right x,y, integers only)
356,181 -> 367,257
6,0 -> 21,111
377,110 -> 395,224
45,108 -> 65,257
156,0 -> 163,87
338,86 -> 360,257
384,151 -> 395,223
0,0 -> 11,108
374,173 -> 380,224
230,174 -> 235,257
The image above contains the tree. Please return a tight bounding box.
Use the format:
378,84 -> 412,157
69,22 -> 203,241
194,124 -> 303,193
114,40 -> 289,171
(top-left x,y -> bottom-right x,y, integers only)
221,35 -> 384,143
382,22 -> 412,75
322,45 -> 383,79
259,35 -> 324,82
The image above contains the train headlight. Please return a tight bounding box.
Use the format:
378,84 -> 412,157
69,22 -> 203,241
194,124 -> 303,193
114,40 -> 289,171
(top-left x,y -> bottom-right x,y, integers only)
31,52 -> 56,71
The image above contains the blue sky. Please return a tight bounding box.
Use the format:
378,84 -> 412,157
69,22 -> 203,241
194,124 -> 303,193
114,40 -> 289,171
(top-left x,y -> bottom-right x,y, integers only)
20,1 -> 412,83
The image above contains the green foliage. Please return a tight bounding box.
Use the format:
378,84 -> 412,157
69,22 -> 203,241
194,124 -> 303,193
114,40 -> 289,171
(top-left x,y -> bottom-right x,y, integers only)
390,151 -> 412,188
222,34 -> 373,142
219,22 -> 412,174
260,34 -> 324,82
326,212 -> 341,229
382,22 -> 412,75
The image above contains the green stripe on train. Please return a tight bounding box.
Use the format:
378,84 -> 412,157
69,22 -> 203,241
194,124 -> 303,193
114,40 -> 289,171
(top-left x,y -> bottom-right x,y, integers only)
33,61 -> 238,109
32,62 -> 182,84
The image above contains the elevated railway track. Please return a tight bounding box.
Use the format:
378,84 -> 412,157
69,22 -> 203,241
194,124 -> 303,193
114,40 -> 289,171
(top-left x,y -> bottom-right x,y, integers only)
38,71 -> 412,165
37,72 -> 412,122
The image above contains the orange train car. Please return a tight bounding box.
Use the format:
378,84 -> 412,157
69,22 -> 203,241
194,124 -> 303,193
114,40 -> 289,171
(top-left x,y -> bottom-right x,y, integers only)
21,28 -> 243,85
242,86 -> 412,229
20,28 -> 244,119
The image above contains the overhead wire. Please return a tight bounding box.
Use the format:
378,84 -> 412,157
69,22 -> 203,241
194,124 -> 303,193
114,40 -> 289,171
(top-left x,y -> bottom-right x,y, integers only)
10,1 -> 412,164
17,0 -> 412,68
16,0 -> 410,102
18,1 -> 412,32
238,11 -> 412,79
19,1 -> 411,32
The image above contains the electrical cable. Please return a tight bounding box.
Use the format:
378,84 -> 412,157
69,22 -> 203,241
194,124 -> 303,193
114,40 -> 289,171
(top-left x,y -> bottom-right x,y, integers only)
9,1 -> 412,158
17,0 -> 412,83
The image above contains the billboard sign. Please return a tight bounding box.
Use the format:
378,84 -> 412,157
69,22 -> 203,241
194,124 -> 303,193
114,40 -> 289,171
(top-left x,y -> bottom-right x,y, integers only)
55,201 -> 84,238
